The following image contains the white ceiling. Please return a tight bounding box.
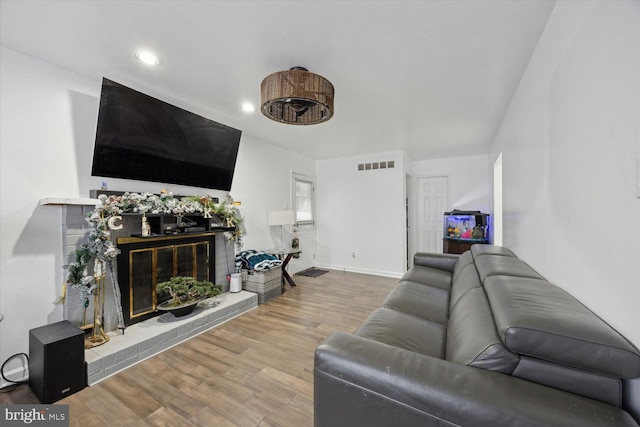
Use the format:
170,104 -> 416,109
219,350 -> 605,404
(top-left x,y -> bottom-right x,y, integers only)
0,0 -> 556,161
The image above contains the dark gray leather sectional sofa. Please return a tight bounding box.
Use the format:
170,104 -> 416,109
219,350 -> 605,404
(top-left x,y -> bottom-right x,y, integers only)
314,245 -> 640,426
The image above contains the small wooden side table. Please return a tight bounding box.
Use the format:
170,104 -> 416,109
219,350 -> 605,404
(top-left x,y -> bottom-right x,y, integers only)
266,248 -> 302,292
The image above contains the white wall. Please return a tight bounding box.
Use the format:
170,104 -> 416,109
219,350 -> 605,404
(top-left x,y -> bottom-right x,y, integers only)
0,47 -> 313,369
413,154 -> 491,212
316,151 -> 406,277
315,151 -> 490,277
231,136 -> 314,251
0,47 -> 95,377
490,1 -> 640,347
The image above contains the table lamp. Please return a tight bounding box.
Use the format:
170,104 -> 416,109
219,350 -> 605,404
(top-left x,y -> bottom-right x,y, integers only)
268,210 -> 296,250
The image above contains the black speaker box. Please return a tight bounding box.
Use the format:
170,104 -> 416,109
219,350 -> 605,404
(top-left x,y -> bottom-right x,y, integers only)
29,320 -> 85,403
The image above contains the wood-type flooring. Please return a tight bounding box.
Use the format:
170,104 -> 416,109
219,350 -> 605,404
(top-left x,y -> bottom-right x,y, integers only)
1,270 -> 397,426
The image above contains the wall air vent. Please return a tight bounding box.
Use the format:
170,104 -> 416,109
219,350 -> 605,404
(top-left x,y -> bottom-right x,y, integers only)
357,160 -> 395,171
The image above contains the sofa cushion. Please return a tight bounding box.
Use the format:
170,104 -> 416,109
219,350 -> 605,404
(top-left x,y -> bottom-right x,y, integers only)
400,265 -> 452,291
449,262 -> 482,309
383,281 -> 449,325
474,255 -> 545,283
446,287 -> 519,374
355,307 -> 446,359
485,276 -> 640,379
452,250 -> 474,280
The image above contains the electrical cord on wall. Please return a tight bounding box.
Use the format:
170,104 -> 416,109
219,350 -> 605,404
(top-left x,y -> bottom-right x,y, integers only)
0,353 -> 29,392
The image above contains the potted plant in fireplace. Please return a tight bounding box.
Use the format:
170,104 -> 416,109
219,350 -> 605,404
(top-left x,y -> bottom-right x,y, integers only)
156,276 -> 222,317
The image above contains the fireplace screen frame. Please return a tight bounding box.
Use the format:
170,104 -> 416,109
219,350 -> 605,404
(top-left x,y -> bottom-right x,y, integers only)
117,232 -> 216,326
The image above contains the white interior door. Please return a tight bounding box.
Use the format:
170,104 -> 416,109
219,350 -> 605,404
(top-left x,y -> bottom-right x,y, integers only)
417,176 -> 449,253
291,173 -> 315,273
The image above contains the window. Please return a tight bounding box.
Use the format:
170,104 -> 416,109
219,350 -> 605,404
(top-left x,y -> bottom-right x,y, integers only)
294,178 -> 314,224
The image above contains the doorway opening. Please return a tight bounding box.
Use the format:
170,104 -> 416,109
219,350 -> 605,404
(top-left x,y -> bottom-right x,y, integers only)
291,173 -> 316,274
405,173 -> 412,269
493,153 -> 503,246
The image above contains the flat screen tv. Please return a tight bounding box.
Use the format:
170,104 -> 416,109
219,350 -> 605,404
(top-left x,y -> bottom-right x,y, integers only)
91,78 -> 242,191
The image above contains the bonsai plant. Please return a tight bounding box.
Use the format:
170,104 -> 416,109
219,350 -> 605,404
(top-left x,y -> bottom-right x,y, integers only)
156,276 -> 222,316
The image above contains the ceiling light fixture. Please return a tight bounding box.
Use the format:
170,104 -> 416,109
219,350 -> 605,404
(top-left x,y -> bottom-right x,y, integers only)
135,51 -> 162,66
241,102 -> 255,113
260,67 -> 334,125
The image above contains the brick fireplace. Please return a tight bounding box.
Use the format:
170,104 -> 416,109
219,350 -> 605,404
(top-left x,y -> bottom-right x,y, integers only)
48,199 -> 235,332
41,197 -> 257,384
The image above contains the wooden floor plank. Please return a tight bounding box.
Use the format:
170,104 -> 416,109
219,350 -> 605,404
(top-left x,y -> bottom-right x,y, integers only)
3,270 -> 397,426
99,374 -> 163,419
146,406 -> 195,427
189,406 -> 240,427
256,418 -> 283,427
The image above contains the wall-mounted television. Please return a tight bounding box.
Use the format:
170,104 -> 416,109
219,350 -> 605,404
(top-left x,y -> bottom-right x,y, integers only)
91,78 -> 242,191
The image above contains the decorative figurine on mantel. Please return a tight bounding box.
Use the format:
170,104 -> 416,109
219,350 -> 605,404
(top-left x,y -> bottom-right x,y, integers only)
141,214 -> 151,236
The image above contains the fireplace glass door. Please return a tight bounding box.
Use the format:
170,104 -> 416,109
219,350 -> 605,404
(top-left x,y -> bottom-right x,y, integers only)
118,233 -> 215,326
130,249 -> 154,318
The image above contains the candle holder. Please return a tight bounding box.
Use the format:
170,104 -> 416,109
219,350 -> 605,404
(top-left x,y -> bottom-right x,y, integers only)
83,262 -> 110,349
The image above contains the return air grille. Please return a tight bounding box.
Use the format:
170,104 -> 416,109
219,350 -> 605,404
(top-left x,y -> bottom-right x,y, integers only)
357,160 -> 395,171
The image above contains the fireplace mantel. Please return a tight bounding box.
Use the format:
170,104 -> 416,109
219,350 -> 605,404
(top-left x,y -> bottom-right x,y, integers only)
40,197 -> 99,206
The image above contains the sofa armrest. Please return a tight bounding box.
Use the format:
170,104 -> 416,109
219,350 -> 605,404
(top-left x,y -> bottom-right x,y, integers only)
315,332 -> 639,427
413,252 -> 459,272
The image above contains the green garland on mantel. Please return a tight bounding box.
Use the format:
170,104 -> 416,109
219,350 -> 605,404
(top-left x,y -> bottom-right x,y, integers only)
64,192 -> 243,303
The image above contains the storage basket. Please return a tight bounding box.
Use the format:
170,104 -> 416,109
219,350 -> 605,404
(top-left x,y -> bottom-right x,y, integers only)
242,268 -> 281,284
242,268 -> 282,304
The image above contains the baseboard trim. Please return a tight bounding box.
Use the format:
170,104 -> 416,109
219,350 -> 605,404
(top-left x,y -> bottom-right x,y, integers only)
313,263 -> 403,279
0,369 -> 28,390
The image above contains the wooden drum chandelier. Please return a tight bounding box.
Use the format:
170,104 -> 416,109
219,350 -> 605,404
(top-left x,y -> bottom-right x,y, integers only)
260,67 -> 334,125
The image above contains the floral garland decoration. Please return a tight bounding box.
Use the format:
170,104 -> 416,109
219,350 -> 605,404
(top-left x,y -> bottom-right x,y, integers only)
64,192 -> 243,304
64,197 -> 120,306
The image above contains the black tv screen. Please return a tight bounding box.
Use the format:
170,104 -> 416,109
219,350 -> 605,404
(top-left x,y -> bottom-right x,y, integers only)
91,78 -> 241,191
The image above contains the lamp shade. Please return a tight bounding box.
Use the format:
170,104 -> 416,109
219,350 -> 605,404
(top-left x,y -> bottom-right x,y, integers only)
268,210 -> 296,226
261,67 -> 334,125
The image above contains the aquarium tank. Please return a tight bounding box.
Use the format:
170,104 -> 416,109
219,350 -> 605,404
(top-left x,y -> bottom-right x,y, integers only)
443,210 -> 490,243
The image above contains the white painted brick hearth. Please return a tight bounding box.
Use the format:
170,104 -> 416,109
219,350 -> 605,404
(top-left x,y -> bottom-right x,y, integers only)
85,291 -> 257,384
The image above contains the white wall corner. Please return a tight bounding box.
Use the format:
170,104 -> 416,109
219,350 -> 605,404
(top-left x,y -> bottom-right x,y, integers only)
636,158 -> 640,198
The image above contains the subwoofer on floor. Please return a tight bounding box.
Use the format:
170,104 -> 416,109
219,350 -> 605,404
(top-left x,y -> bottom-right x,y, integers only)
29,320 -> 85,403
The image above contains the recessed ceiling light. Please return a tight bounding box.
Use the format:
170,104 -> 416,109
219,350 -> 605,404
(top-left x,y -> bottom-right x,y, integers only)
241,102 -> 255,113
135,51 -> 162,66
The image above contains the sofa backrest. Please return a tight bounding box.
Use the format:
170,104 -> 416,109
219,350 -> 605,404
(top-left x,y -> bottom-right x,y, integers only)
468,245 -> 546,283
452,250 -> 474,280
449,262 -> 482,309
485,276 -> 640,379
474,255 -> 545,283
470,244 -> 517,258
446,287 -> 519,374
485,274 -> 640,408
447,246 -> 640,416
